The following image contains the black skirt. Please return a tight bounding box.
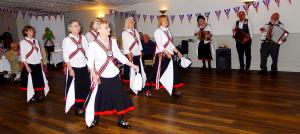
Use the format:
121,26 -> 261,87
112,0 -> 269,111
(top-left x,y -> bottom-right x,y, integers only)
198,40 -> 212,61
65,66 -> 91,103
94,75 -> 135,116
20,64 -> 45,91
122,55 -> 143,83
145,53 -> 184,89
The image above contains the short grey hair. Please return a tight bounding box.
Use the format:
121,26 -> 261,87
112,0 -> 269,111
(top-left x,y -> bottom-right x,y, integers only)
124,17 -> 134,30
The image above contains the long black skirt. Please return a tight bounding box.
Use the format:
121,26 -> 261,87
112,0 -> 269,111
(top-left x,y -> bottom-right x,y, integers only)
94,75 -> 135,116
65,66 -> 90,104
20,64 -> 45,91
198,41 -> 212,61
122,55 -> 143,83
145,54 -> 184,90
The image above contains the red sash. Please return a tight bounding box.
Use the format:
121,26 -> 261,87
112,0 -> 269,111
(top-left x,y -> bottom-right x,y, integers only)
90,31 -> 99,41
25,39 -> 39,59
68,35 -> 85,60
127,30 -> 139,52
94,39 -> 116,76
160,29 -> 173,48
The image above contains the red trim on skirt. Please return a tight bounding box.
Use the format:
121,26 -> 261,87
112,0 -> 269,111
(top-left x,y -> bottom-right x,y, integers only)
63,97 -> 85,103
94,106 -> 136,116
121,79 -> 130,83
145,82 -> 184,89
20,87 -> 44,91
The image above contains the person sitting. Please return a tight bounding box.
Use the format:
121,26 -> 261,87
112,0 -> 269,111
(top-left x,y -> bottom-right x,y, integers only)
5,42 -> 21,81
141,34 -> 156,60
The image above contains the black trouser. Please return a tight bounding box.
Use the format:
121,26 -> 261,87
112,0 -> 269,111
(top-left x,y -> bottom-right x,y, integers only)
236,40 -> 252,70
260,42 -> 280,72
45,46 -> 54,62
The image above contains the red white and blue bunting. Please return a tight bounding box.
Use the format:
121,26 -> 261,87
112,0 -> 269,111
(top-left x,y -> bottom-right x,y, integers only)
0,7 -> 63,21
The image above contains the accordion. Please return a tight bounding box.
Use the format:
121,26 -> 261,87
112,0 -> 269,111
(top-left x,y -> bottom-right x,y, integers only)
234,28 -> 250,45
261,24 -> 289,45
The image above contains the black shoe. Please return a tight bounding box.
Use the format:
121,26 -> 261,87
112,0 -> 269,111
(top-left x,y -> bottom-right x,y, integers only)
201,66 -> 207,70
87,120 -> 98,128
76,108 -> 85,116
36,95 -> 44,103
258,71 -> 267,75
145,91 -> 152,97
239,68 -> 244,72
172,90 -> 181,98
208,66 -> 212,70
118,121 -> 131,129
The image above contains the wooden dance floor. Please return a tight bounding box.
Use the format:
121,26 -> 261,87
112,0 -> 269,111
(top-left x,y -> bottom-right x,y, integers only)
1,68 -> 300,134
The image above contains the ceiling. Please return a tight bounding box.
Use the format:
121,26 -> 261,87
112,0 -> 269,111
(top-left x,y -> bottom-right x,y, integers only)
0,0 -> 153,13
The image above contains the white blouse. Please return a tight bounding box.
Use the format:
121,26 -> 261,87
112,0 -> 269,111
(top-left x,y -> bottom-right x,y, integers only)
122,29 -> 143,56
88,38 -> 129,78
154,26 -> 176,54
20,37 -> 42,64
85,31 -> 98,43
62,34 -> 89,68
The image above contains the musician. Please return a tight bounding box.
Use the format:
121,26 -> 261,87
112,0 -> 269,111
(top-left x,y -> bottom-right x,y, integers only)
62,20 -> 90,116
85,20 -> 99,43
232,11 -> 253,71
86,19 -> 138,128
144,15 -> 184,97
121,17 -> 146,93
194,15 -> 213,70
259,13 -> 284,74
20,25 -> 46,102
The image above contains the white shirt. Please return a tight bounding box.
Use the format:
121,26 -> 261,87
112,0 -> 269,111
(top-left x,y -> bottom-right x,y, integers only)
233,19 -> 253,38
62,34 -> 89,68
20,37 -> 42,64
88,38 -> 129,78
154,26 -> 176,54
122,29 -> 143,56
85,31 -> 98,43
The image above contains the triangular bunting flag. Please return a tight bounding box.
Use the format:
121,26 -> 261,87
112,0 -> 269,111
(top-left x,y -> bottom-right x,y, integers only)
243,4 -> 250,15
59,14 -> 63,20
179,14 -> 184,23
21,11 -> 26,19
215,10 -> 221,21
42,14 -> 45,21
136,14 -> 141,22
204,12 -> 210,20
170,15 -> 176,24
253,2 -> 260,13
143,15 -> 147,23
195,13 -> 202,17
187,14 -> 193,23
35,14 -> 39,20
233,6 -> 240,16
274,0 -> 280,8
224,8 -> 230,19
150,15 -> 154,23
29,13 -> 33,20
263,0 -> 271,10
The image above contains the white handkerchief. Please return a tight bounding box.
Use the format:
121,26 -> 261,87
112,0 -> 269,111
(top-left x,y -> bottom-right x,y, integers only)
42,71 -> 50,96
27,73 -> 35,102
160,59 -> 174,95
139,58 -> 147,88
65,78 -> 75,113
85,85 -> 98,127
